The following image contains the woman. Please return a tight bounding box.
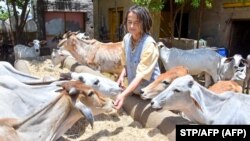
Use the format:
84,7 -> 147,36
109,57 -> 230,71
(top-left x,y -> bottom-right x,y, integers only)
114,5 -> 160,110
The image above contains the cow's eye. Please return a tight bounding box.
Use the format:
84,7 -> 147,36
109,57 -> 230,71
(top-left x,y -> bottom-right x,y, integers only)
93,79 -> 100,85
173,89 -> 180,93
162,80 -> 170,86
79,76 -> 85,83
88,91 -> 94,96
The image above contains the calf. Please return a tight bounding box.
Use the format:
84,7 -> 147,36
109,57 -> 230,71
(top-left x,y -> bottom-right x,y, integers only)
208,80 -> 242,94
14,59 -> 31,74
14,39 -> 47,60
51,48 -> 72,68
58,31 -> 123,75
219,54 -> 248,82
60,72 -> 122,98
51,48 -> 107,78
60,80 -> 116,115
158,42 -> 222,87
140,66 -> 189,100
150,75 -> 250,124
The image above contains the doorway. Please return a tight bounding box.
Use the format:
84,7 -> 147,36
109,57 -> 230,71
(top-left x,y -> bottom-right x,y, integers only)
108,7 -> 123,42
229,20 -> 250,58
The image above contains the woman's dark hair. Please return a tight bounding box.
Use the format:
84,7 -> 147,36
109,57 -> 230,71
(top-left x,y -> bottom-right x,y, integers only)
123,5 -> 152,34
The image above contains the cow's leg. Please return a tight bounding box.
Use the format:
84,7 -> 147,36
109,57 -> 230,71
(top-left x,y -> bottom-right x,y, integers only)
204,73 -> 212,87
247,78 -> 250,94
243,79 -> 246,93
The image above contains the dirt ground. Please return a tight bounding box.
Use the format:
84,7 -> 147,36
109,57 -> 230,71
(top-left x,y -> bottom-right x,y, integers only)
27,58 -> 169,141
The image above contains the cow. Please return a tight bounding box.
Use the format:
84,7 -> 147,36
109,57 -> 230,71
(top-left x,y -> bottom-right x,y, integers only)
59,80 -> 116,115
141,67 -> 241,100
60,72 -> 122,98
140,66 -> 189,100
52,31 -> 90,43
219,54 -> 248,84
57,31 -> 123,75
0,75 -> 95,141
208,80 -> 242,94
51,48 -> 72,68
150,75 -> 250,124
0,61 -> 57,84
14,59 -> 31,74
158,42 -> 222,87
13,39 -> 47,60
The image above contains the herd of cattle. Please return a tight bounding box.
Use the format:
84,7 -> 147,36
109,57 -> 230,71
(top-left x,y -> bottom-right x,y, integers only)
1,31 -> 250,140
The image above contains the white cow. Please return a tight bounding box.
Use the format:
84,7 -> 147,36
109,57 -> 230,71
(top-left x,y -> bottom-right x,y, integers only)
219,54 -> 248,82
158,42 -> 222,87
151,75 -> 250,124
51,48 -> 72,67
14,59 -> 31,74
14,39 -> 46,60
60,72 -> 122,98
0,75 -> 94,141
0,61 -> 57,84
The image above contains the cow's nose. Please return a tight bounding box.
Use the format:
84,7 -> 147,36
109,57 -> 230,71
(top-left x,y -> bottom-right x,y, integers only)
150,101 -> 154,106
140,90 -> 144,94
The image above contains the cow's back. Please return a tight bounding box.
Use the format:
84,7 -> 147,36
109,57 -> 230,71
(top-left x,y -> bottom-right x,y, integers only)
90,42 -> 123,74
160,47 -> 221,75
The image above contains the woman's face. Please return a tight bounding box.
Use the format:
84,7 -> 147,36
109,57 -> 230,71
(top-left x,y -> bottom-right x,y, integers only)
127,12 -> 142,37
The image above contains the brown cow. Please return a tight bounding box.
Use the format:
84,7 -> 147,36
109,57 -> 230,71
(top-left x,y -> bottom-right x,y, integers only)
0,75 -> 115,141
140,66 -> 189,100
61,80 -> 116,115
58,31 -> 123,75
208,80 -> 242,94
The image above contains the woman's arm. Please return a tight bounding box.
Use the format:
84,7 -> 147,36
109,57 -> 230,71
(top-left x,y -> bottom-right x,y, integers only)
116,67 -> 126,89
114,75 -> 143,110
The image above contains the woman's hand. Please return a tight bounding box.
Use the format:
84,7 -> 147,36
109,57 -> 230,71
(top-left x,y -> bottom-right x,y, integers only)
114,94 -> 126,110
117,76 -> 125,90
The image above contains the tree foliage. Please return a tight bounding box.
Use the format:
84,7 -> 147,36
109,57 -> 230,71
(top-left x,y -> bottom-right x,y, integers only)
132,0 -> 165,11
0,11 -> 8,20
0,0 -> 32,44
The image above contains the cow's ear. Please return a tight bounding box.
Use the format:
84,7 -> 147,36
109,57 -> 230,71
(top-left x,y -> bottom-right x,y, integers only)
28,42 -> 34,47
188,80 -> 203,112
60,72 -> 72,80
66,31 -> 71,38
224,57 -> 233,63
40,40 -> 47,45
72,38 -> 77,45
57,38 -> 67,48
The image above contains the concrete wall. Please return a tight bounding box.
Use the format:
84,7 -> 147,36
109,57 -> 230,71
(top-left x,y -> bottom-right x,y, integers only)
188,0 -> 250,48
93,0 -> 160,41
42,0 -> 94,38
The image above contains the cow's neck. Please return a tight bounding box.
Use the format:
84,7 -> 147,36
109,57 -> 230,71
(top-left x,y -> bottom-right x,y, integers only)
183,82 -> 230,124
11,92 -> 81,141
181,102 -> 208,124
